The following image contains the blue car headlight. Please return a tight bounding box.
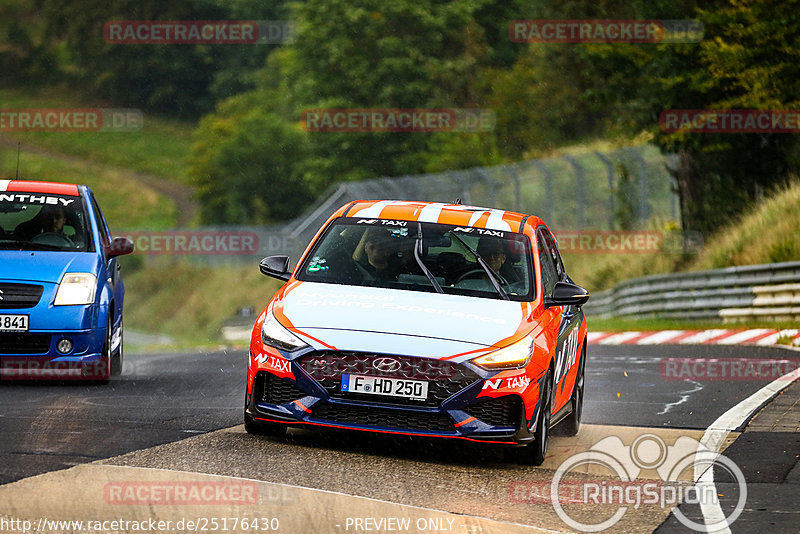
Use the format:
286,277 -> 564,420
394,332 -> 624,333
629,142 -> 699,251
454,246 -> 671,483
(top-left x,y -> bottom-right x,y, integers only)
54,273 -> 97,306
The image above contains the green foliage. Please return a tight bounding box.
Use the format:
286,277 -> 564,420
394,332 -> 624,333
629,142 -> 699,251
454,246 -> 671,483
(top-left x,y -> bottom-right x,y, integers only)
423,132 -> 502,173
190,91 -> 312,224
281,0 -> 499,190
577,0 -> 800,234
613,163 -> 637,230
28,0 -> 290,116
0,88 -> 194,182
189,0 -> 519,221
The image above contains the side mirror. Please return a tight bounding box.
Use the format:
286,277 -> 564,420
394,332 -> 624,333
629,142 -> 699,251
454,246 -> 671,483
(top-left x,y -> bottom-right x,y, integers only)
108,236 -> 134,258
259,255 -> 291,282
545,281 -> 590,308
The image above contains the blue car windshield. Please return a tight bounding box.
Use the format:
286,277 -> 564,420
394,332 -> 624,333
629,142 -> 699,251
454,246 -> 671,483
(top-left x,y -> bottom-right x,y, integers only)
0,194 -> 92,252
297,218 -> 535,301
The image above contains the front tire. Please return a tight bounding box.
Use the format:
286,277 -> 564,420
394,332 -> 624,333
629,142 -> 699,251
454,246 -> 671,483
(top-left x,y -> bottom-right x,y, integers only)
111,318 -> 123,376
509,368 -> 552,466
89,315 -> 113,383
558,342 -> 586,436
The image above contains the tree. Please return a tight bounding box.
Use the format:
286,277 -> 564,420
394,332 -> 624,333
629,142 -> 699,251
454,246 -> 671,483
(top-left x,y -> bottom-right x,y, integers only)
35,0 -> 291,116
581,0 -> 800,234
277,0 -> 498,192
190,91 -> 312,224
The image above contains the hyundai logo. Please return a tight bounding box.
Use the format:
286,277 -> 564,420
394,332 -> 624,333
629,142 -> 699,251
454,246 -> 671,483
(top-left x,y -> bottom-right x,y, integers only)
372,357 -> 401,373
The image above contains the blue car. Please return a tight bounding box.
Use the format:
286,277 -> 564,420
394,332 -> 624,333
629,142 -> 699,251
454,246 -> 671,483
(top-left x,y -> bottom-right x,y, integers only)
0,180 -> 134,381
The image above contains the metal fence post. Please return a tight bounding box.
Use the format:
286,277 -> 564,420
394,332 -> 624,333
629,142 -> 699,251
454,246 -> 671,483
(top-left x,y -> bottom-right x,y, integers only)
625,147 -> 649,224
503,165 -> 522,212
594,151 -> 615,229
532,160 -> 554,224
564,155 -> 585,229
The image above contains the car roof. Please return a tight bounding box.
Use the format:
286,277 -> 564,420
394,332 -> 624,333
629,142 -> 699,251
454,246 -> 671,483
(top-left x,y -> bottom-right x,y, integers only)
337,200 -> 544,233
0,180 -> 81,196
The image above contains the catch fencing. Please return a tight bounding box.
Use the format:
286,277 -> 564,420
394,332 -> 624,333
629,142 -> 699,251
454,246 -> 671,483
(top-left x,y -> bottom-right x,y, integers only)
285,144 -> 678,258
125,144 -> 678,264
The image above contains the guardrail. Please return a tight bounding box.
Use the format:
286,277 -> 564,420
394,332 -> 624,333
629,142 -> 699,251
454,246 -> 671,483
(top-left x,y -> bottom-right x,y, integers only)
583,261 -> 800,322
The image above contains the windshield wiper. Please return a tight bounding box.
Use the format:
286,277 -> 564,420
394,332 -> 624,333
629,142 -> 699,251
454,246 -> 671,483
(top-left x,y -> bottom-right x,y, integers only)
448,231 -> 510,300
413,223 -> 443,293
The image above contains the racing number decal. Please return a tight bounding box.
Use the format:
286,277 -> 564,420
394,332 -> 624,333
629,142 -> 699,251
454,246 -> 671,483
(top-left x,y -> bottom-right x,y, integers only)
554,326 -> 579,392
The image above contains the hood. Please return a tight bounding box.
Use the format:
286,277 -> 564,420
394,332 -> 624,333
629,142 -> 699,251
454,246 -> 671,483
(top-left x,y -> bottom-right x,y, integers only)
0,251 -> 101,284
278,282 -> 530,354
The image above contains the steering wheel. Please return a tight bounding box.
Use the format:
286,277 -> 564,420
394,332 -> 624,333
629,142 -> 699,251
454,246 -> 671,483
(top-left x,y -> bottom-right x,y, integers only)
455,268 -> 509,286
455,269 -> 487,284
31,232 -> 74,247
353,260 -> 375,280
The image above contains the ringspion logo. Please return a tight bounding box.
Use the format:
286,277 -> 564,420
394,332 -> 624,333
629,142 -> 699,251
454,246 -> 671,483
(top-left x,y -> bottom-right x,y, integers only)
510,434 -> 746,532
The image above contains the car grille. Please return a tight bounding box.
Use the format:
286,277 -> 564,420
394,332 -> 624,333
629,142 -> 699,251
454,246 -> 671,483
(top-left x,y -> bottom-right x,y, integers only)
465,395 -> 522,427
257,372 -> 309,405
311,402 -> 455,432
0,283 -> 44,309
0,334 -> 51,354
297,351 -> 480,407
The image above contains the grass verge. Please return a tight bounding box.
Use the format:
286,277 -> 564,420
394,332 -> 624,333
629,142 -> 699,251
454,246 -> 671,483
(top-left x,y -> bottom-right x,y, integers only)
120,258 -> 283,345
0,87 -> 194,183
0,145 -> 177,229
565,180 -> 800,292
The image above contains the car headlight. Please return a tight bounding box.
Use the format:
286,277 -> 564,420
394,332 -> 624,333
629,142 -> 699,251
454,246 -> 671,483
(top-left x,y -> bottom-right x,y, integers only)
261,310 -> 308,352
472,337 -> 534,370
54,273 -> 97,306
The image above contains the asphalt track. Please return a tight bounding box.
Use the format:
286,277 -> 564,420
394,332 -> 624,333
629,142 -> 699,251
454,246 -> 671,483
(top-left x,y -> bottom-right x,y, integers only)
0,344 -> 797,532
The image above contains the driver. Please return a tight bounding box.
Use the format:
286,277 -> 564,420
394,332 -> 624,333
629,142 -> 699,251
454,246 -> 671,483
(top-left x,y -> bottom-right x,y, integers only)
353,228 -> 403,282
38,206 -> 74,244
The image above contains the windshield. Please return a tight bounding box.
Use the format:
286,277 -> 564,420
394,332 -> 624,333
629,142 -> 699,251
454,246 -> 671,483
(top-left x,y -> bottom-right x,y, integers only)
297,218 -> 534,301
0,193 -> 92,252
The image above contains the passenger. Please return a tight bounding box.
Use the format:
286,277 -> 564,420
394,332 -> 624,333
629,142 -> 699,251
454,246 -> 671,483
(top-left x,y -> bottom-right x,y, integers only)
476,236 -> 507,274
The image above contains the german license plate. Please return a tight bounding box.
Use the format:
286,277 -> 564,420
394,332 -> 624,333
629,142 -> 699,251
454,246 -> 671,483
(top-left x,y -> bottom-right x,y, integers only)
0,315 -> 28,332
341,374 -> 428,400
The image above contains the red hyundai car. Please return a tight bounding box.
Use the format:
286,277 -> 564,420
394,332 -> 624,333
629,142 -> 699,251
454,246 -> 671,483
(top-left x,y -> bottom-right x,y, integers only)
246,200 -> 589,464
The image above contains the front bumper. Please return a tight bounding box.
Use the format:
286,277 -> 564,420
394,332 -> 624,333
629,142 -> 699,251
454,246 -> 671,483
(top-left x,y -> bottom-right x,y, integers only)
246,348 -> 542,444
